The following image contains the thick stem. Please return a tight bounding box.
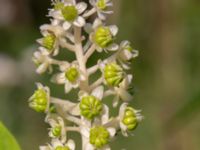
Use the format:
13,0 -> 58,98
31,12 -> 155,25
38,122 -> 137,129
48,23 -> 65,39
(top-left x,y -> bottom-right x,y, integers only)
74,26 -> 90,92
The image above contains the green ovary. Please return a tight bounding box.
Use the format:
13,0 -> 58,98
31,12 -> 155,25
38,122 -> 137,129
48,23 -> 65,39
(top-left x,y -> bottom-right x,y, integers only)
55,146 -> 70,150
124,45 -> 133,52
122,107 -> 138,130
62,6 -> 78,21
43,34 -> 56,51
65,67 -> 79,82
94,26 -> 113,48
29,89 -> 47,112
79,96 -> 102,120
104,63 -> 124,86
52,126 -> 61,137
90,126 -> 110,148
97,0 -> 107,10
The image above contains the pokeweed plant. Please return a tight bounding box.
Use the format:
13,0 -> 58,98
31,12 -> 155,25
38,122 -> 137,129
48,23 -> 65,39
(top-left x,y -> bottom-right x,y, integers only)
29,0 -> 143,150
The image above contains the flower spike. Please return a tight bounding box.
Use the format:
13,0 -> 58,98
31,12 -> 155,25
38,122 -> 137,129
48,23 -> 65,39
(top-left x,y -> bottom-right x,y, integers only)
30,0 -> 143,149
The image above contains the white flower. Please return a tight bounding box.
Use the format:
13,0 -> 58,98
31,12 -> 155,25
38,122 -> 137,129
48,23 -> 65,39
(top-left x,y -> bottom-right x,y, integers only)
89,0 -> 113,20
85,18 -> 119,52
40,138 -> 75,150
112,75 -> 133,107
51,61 -> 84,93
118,103 -> 143,136
32,50 -> 53,74
37,27 -> 60,56
29,83 -> 51,113
49,0 -> 87,30
80,105 -> 116,150
117,41 -> 139,69
46,116 -> 66,143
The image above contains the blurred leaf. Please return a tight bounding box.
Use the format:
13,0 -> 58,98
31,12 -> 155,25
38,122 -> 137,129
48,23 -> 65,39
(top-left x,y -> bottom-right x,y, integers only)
165,90 -> 200,132
0,122 -> 21,150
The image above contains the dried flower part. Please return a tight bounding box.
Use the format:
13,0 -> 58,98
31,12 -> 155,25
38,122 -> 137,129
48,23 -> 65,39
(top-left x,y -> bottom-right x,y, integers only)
79,95 -> 102,120
104,63 -> 124,86
55,146 -> 70,150
29,89 -> 47,112
97,0 -> 107,10
62,6 -> 78,22
90,126 -> 110,148
94,26 -> 113,48
122,107 -> 138,130
65,67 -> 79,83
43,34 -> 56,51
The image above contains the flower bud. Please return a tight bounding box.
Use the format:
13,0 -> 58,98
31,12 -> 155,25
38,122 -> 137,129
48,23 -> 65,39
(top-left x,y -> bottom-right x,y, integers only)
104,63 -> 124,86
97,0 -> 106,10
43,34 -> 56,51
94,26 -> 113,48
65,67 -> 79,83
90,126 -> 110,148
29,89 -> 48,112
62,6 -> 78,21
52,125 -> 62,137
79,96 -> 102,120
55,146 -> 70,150
122,107 -> 138,130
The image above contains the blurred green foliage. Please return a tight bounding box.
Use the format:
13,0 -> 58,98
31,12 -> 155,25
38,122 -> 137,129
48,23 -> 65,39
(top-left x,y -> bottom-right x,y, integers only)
0,122 -> 21,150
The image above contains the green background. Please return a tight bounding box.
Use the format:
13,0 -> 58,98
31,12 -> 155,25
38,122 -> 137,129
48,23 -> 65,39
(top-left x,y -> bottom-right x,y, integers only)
0,0 -> 200,149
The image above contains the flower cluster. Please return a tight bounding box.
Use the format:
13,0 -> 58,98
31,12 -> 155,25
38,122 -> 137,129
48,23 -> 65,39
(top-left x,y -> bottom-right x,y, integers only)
29,0 -> 143,150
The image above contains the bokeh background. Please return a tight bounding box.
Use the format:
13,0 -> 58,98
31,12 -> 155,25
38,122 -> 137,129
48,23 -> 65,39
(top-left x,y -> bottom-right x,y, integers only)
0,0 -> 200,150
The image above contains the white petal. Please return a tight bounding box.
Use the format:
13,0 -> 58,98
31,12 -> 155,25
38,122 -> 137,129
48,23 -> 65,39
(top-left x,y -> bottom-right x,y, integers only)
132,49 -> 139,58
63,21 -> 71,30
80,127 -> 90,138
39,146 -> 50,150
93,18 -> 102,29
119,103 -> 128,119
51,73 -> 66,84
67,139 -> 75,150
101,105 -> 109,124
73,16 -> 85,27
109,25 -> 118,36
107,43 -> 119,51
112,96 -> 119,108
119,88 -> 133,102
120,40 -> 130,48
59,62 -> 70,71
84,23 -> 93,34
51,139 -> 62,147
89,0 -> 96,5
64,81 -> 73,93
124,50 -> 133,60
91,85 -> 104,100
97,12 -> 106,20
76,2 -> 87,14
36,63 -> 48,74
85,143 -> 94,150
39,47 -> 50,55
107,127 -> 116,137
